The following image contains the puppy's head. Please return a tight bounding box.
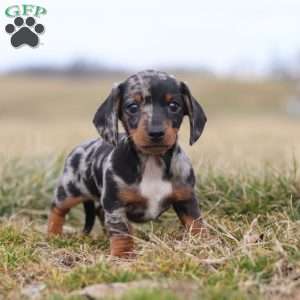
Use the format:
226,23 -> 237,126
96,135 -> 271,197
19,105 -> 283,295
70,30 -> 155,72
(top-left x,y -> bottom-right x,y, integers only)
93,70 -> 207,154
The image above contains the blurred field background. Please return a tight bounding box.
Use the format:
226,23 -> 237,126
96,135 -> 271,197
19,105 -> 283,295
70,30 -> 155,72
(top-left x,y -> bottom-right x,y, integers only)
1,73 -> 299,171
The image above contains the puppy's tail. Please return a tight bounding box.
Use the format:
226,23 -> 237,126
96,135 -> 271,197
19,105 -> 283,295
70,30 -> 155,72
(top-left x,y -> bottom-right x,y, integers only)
82,201 -> 96,234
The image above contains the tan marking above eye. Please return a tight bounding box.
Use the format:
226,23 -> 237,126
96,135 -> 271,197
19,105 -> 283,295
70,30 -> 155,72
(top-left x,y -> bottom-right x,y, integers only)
165,93 -> 174,102
133,93 -> 143,103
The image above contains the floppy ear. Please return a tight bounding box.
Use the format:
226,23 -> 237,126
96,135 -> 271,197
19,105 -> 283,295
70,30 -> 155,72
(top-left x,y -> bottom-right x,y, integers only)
93,84 -> 122,145
180,81 -> 207,145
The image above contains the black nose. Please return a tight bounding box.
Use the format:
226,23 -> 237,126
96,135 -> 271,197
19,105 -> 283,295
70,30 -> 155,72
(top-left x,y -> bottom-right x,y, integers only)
149,128 -> 164,141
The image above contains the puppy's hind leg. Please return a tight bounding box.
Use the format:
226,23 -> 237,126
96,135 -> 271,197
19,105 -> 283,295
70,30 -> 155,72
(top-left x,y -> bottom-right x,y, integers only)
82,200 -> 96,235
96,204 -> 106,234
82,201 -> 106,235
48,196 -> 83,235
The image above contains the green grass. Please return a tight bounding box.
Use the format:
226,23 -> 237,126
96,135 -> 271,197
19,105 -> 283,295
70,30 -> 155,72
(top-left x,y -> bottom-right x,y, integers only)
199,161 -> 300,220
0,157 -> 300,299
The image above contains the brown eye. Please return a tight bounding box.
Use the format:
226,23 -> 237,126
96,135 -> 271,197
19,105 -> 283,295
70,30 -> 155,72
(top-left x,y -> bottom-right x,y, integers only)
168,101 -> 180,113
126,103 -> 139,114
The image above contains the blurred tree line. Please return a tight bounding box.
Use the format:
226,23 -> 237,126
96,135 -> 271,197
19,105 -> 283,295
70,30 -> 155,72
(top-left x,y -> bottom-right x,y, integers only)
6,51 -> 300,81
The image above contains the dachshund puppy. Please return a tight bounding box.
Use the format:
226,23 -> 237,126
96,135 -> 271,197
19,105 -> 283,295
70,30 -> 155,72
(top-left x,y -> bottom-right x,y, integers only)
48,70 -> 207,257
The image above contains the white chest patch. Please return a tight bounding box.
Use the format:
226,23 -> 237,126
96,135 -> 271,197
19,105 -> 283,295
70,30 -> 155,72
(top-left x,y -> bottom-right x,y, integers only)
139,157 -> 172,219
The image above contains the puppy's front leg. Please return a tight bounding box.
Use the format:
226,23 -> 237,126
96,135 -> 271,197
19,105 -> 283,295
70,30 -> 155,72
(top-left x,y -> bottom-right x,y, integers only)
104,208 -> 134,257
173,196 -> 206,236
102,170 -> 134,257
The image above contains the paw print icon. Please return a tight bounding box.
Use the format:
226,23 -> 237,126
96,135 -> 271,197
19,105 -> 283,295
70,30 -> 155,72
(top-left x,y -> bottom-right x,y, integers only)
5,16 -> 45,48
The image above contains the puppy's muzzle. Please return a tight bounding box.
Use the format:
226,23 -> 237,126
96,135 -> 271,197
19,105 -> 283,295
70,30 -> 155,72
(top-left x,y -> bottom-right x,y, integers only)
141,126 -> 168,154
148,126 -> 165,143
